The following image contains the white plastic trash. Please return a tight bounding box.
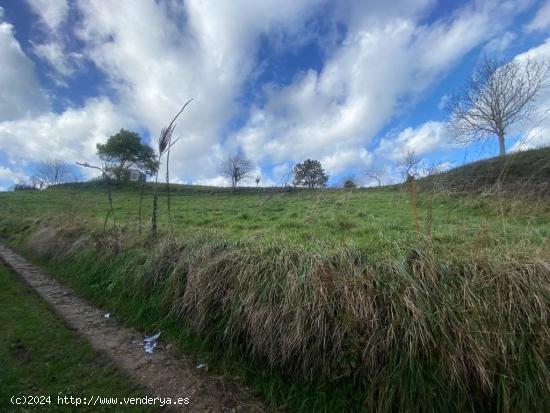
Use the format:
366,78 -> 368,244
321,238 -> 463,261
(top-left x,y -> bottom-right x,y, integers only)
144,332 -> 161,354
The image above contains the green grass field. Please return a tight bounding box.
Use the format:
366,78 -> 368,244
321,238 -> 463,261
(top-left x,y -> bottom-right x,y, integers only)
0,263 -> 156,412
1,182 -> 549,258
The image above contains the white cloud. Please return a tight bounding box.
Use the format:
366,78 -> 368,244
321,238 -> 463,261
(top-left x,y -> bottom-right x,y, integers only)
376,121 -> 453,161
24,0 -> 79,82
321,148 -> 372,176
67,0 -> 322,182
194,176 -> 231,187
510,37 -> 550,150
0,0 -> 542,189
0,0 -> 324,185
510,126 -> 550,151
0,165 -> 26,182
483,31 -> 517,55
31,41 -> 83,81
233,0 -> 525,175
0,20 -> 49,121
514,34 -> 550,61
438,94 -> 450,111
0,98 -> 136,165
25,0 -> 68,31
525,1 -> 550,32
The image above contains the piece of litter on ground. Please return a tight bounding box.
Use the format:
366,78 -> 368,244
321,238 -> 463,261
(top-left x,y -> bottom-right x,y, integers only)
196,363 -> 207,369
143,332 -> 161,354
104,313 -> 110,319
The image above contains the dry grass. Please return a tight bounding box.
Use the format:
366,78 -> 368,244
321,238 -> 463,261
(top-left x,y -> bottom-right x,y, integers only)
14,217 -> 549,412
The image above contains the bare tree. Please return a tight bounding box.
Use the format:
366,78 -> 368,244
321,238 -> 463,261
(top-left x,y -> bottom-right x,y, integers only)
447,56 -> 550,156
34,159 -> 77,186
397,150 -> 422,181
219,153 -> 253,190
364,168 -> 382,187
255,175 -> 261,187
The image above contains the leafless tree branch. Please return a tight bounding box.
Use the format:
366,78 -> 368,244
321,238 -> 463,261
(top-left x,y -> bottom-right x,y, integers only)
219,153 -> 253,190
35,159 -> 77,186
447,56 -> 550,156
397,150 -> 422,181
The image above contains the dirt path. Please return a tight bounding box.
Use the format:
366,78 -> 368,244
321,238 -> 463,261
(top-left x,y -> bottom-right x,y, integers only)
0,244 -> 267,412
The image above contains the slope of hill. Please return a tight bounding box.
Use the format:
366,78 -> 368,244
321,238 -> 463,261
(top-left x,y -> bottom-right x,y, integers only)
421,146 -> 550,195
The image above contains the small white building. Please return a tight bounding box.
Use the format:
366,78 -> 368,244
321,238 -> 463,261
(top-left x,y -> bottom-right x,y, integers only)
128,169 -> 146,182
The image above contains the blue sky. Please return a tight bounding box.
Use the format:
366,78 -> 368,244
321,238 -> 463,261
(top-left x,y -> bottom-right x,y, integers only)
1,0 -> 550,190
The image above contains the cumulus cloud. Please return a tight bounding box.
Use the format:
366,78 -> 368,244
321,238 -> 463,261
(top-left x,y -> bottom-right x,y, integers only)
67,0 -> 322,182
321,148 -> 372,176
0,0 -> 545,189
193,176 -> 231,187
508,36 -> 550,150
24,0 -> 79,83
0,165 -> 26,182
0,98 -> 136,165
0,19 -> 48,121
232,0 -> 530,178
0,6 -> 133,177
376,121 -> 453,161
0,0 -> 322,185
0,164 -> 29,191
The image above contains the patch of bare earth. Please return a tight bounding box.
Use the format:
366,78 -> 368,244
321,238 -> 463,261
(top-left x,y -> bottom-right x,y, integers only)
0,244 -> 267,413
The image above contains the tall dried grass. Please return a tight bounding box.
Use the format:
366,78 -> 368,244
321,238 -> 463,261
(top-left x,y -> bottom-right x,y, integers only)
21,219 -> 549,412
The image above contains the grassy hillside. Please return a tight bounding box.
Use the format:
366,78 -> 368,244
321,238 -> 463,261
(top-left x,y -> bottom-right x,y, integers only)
420,146 -> 550,194
1,179 -> 549,258
0,149 -> 548,412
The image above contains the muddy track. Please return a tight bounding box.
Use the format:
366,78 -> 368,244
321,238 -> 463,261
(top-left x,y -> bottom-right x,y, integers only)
0,244 -> 267,413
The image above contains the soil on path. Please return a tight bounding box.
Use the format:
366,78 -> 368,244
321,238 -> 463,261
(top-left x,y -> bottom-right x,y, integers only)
0,244 -> 267,413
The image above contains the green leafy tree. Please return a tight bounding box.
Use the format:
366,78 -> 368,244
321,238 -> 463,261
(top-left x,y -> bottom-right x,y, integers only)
292,159 -> 329,188
343,178 -> 356,188
96,129 -> 158,180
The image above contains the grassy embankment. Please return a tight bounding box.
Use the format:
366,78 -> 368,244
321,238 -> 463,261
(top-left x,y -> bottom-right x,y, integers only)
0,263 -> 157,412
0,147 -> 549,412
